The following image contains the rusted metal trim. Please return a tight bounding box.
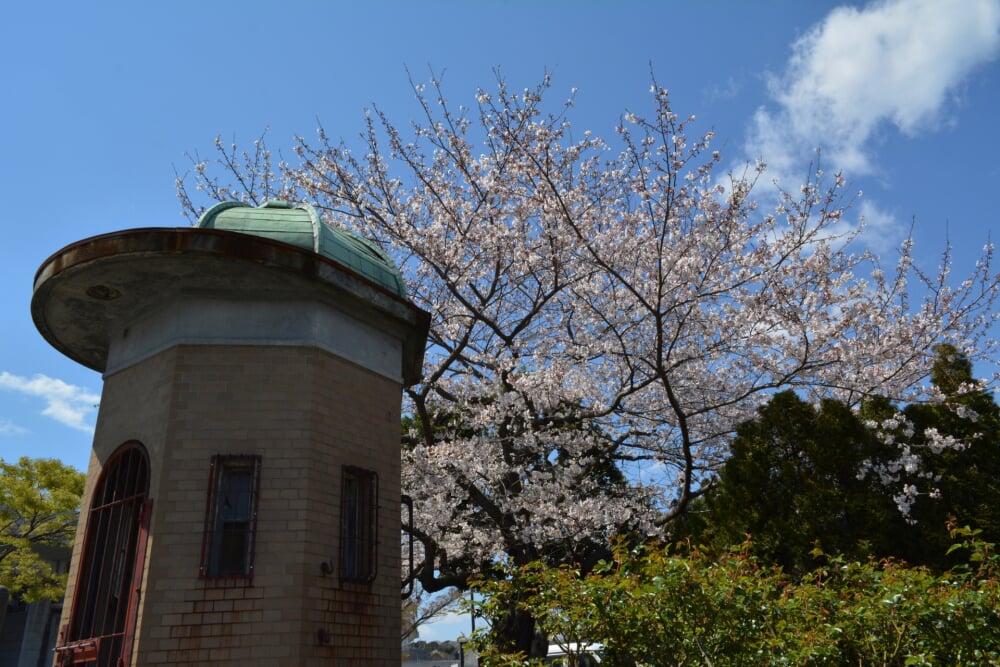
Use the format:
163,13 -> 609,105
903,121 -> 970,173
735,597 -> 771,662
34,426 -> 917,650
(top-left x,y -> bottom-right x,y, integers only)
33,227 -> 416,309
32,227 -> 430,384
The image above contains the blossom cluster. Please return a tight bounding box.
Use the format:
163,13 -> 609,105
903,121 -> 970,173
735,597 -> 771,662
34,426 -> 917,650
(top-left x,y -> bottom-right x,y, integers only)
178,72 -> 1000,591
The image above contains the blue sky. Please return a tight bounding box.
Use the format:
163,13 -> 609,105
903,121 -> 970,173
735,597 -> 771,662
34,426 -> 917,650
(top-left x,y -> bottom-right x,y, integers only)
2,0 -> 999,641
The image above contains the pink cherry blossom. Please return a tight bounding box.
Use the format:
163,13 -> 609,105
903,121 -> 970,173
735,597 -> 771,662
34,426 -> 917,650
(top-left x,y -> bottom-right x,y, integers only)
178,72 -> 1000,592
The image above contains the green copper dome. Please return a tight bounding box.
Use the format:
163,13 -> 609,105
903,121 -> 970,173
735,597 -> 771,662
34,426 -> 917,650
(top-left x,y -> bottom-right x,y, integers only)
196,200 -> 406,298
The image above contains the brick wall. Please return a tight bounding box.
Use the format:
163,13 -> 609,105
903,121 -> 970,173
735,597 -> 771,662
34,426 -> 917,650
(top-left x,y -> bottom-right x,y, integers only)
59,344 -> 403,666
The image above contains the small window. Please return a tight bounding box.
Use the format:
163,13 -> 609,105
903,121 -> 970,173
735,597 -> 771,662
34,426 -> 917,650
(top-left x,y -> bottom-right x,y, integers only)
201,455 -> 260,579
341,466 -> 377,582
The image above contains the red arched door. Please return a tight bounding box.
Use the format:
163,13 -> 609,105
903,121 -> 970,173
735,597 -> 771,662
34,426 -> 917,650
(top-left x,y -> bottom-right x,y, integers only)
56,443 -> 151,667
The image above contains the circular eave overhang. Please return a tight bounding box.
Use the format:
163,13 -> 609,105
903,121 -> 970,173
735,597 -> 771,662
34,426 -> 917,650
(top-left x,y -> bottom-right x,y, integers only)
31,227 -> 429,385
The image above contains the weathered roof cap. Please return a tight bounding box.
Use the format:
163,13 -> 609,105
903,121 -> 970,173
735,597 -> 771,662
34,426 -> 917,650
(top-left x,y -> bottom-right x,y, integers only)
197,200 -> 406,298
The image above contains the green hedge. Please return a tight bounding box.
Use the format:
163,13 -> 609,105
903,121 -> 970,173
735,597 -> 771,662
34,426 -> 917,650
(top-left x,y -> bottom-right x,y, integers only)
472,527 -> 1000,666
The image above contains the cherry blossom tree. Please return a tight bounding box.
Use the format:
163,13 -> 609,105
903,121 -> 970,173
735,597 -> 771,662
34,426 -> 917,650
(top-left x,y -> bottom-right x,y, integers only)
178,72 -> 1000,654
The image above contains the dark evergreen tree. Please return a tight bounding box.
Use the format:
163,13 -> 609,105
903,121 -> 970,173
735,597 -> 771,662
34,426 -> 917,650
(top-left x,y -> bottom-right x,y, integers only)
690,391 -> 903,574
690,345 -> 1000,574
898,344 -> 1000,567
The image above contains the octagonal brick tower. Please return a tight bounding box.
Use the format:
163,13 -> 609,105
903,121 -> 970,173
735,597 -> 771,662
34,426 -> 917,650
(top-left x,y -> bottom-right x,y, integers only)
31,201 -> 429,667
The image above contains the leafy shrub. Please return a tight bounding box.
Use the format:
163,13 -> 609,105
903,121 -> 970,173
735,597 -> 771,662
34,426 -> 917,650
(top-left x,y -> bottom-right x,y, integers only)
471,526 -> 1000,666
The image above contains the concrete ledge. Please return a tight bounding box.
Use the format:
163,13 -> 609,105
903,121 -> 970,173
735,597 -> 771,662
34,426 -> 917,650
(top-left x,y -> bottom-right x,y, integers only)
31,228 -> 430,385
105,294 -> 403,382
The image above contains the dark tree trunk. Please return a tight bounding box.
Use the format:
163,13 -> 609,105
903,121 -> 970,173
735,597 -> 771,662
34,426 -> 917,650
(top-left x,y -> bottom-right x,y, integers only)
493,606 -> 547,658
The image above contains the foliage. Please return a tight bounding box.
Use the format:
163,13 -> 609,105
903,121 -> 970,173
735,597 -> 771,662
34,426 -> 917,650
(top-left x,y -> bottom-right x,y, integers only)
178,71 -> 1000,649
888,344 -> 1000,565
686,390 -> 903,574
472,528 -> 1000,666
0,457 -> 85,602
686,345 -> 1000,574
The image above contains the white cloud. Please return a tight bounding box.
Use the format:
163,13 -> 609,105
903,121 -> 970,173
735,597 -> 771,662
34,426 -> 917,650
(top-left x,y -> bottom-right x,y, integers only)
822,198 -> 905,255
747,0 -> 1000,184
703,76 -> 742,104
857,200 -> 903,255
0,372 -> 99,434
0,418 -> 28,436
416,609 -> 474,642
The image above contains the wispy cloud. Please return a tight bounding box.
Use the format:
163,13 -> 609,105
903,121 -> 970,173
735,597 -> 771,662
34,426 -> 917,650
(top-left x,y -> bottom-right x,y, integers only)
703,76 -> 742,104
0,418 -> 28,436
415,608 -> 472,642
0,372 -> 99,434
747,0 -> 1000,185
856,200 -> 903,255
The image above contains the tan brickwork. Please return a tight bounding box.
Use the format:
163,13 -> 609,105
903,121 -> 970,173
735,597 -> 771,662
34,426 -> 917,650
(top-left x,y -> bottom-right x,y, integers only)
59,344 -> 403,666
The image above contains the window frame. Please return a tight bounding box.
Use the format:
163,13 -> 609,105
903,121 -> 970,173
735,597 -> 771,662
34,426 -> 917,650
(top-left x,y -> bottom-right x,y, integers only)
57,441 -> 151,667
199,454 -> 261,580
340,465 -> 378,582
